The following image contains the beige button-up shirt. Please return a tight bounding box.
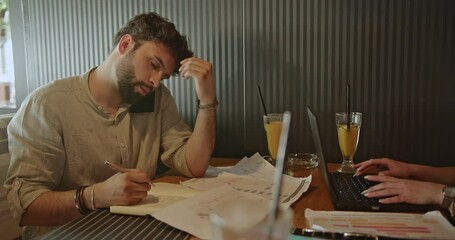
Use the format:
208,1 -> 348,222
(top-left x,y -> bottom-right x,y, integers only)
4,68 -> 193,238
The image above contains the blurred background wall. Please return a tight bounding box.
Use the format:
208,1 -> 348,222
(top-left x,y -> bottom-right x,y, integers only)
10,0 -> 455,166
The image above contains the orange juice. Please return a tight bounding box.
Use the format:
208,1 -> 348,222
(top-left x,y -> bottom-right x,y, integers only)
264,121 -> 283,160
337,124 -> 360,159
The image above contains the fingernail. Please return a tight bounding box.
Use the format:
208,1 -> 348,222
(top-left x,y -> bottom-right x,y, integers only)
364,175 -> 370,180
361,190 -> 367,195
363,193 -> 369,197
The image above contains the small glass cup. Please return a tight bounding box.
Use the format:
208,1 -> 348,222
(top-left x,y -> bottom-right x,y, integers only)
286,153 -> 318,176
210,199 -> 293,240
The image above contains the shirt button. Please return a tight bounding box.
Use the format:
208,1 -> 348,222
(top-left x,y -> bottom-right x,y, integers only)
97,106 -> 103,110
14,180 -> 20,186
120,143 -> 125,148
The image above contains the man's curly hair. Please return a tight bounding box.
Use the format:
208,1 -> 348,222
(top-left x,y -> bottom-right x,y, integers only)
114,12 -> 193,75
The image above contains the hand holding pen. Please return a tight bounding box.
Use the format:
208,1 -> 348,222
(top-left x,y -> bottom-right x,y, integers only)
104,160 -> 128,173
104,161 -> 155,186
93,161 -> 153,207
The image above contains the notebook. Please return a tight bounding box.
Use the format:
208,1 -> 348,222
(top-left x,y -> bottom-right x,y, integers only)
306,106 -> 437,212
110,182 -> 202,216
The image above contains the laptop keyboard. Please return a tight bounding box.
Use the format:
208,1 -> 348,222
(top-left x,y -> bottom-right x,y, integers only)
331,174 -> 379,204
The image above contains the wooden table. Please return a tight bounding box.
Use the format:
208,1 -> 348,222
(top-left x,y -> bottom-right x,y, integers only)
42,157 -> 336,239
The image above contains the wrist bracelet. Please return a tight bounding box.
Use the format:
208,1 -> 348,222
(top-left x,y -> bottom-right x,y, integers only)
442,186 -> 455,220
197,97 -> 218,110
74,188 -> 81,214
79,186 -> 89,214
74,186 -> 90,215
90,184 -> 96,210
74,187 -> 84,214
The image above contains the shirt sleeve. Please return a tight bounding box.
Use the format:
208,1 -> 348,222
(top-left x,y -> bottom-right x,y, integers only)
4,93 -> 65,224
158,87 -> 194,177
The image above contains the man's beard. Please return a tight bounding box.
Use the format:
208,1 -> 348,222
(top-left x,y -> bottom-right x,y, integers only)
115,52 -> 150,105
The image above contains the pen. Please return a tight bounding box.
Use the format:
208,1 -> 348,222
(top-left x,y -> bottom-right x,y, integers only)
104,160 -> 127,173
104,160 -> 155,186
292,228 -> 378,240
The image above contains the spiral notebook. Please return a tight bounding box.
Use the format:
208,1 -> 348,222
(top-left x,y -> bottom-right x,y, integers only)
306,106 -> 437,212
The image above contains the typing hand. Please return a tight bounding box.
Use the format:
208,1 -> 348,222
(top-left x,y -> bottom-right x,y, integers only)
354,158 -> 412,178
362,175 -> 444,205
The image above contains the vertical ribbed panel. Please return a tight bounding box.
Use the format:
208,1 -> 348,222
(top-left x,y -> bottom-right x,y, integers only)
24,0 -> 120,90
152,0 -> 245,157
22,0 -> 245,157
245,0 -> 455,166
18,0 -> 455,165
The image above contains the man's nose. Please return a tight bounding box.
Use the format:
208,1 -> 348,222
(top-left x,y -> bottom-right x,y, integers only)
149,72 -> 164,88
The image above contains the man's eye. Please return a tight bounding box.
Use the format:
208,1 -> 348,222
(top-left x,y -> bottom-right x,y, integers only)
151,62 -> 158,69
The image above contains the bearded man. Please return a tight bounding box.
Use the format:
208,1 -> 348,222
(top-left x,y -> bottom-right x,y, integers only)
4,12 -> 217,239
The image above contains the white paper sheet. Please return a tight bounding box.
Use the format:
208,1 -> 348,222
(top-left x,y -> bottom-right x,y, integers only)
183,153 -> 311,208
305,208 -> 455,239
204,153 -> 282,178
183,172 -> 310,208
152,185 -> 269,240
151,153 -> 312,239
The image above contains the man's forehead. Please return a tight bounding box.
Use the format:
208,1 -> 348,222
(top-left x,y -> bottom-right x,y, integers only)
139,41 -> 177,72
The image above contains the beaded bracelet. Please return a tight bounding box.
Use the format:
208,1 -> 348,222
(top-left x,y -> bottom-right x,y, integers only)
197,97 -> 219,110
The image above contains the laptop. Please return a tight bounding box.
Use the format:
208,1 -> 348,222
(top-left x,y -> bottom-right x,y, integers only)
306,106 -> 437,212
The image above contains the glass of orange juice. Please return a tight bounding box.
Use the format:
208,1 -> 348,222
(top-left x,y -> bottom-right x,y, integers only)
263,114 -> 283,164
336,112 -> 362,173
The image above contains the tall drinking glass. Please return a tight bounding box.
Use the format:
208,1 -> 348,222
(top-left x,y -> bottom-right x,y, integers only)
210,199 -> 293,240
336,112 -> 362,173
263,114 -> 283,163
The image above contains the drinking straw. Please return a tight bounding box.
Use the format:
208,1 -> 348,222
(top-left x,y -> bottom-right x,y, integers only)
346,84 -> 351,129
257,85 -> 268,116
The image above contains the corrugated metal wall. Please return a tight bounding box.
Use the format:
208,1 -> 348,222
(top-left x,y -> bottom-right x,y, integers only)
243,0 -> 455,166
18,0 -> 455,166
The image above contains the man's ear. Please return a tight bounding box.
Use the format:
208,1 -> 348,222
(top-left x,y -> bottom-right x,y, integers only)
117,34 -> 134,54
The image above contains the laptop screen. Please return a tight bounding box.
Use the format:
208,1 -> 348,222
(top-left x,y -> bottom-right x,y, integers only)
306,106 -> 338,204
